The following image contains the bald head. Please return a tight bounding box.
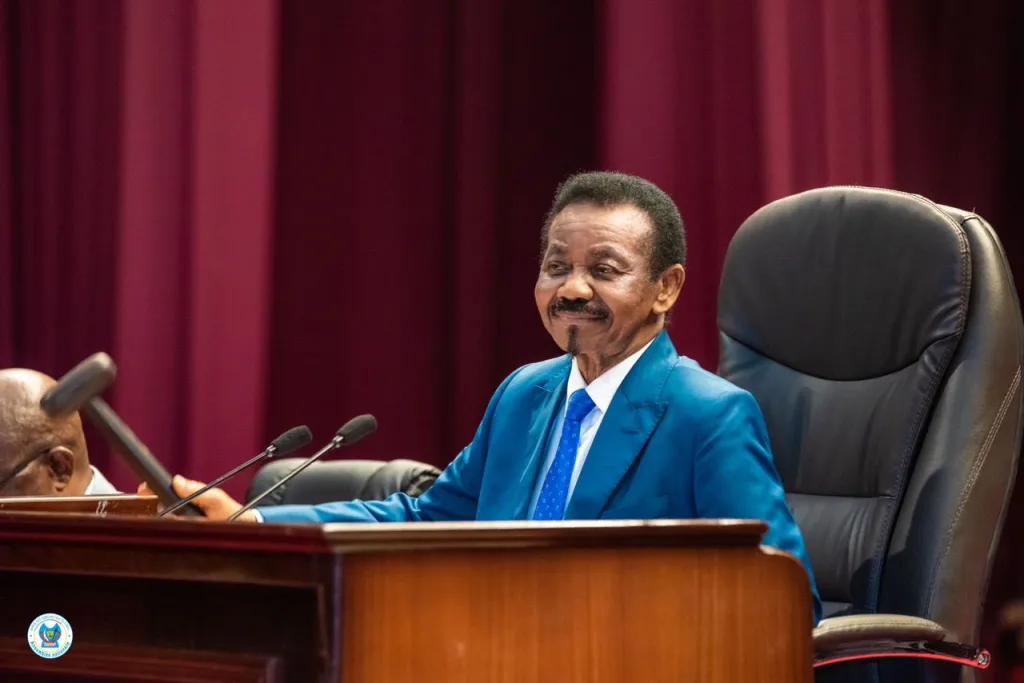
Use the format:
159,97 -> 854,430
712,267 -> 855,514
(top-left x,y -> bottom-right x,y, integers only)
0,369 -> 92,497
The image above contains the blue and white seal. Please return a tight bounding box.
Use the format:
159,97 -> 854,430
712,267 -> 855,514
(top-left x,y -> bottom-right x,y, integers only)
27,613 -> 73,659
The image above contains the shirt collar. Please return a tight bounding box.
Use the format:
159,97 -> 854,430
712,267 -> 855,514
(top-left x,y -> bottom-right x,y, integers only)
566,336 -> 657,414
83,465 -> 98,495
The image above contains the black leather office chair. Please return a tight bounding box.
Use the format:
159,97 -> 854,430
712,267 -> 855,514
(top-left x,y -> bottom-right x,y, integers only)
246,458 -> 441,507
718,187 -> 1023,682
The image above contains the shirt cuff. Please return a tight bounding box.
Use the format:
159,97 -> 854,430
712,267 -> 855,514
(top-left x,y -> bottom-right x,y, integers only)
252,509 -> 264,523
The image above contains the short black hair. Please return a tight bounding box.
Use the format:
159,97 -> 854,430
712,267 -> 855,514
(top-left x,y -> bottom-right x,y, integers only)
541,171 -> 687,277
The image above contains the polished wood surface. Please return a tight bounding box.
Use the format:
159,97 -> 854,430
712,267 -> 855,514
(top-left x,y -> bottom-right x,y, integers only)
0,512 -> 812,682
341,544 -> 811,683
0,493 -> 158,516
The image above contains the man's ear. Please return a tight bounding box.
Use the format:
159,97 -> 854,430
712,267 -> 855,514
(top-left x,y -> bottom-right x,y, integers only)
652,264 -> 686,315
45,447 -> 75,491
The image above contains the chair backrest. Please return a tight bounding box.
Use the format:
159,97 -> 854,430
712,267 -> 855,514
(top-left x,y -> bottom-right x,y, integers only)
717,187 -> 1023,646
246,458 -> 441,507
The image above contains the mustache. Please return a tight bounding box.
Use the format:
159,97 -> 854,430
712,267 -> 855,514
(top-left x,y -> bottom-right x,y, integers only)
550,298 -> 609,317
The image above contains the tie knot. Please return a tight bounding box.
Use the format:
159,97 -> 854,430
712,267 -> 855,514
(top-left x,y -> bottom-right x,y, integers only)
566,389 -> 595,424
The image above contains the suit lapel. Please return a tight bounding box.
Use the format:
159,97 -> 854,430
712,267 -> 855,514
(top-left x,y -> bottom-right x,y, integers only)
564,331 -> 677,520
499,361 -> 568,521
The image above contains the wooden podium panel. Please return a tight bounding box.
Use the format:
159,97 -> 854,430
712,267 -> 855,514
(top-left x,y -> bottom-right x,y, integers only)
0,494 -> 158,516
0,504 -> 812,683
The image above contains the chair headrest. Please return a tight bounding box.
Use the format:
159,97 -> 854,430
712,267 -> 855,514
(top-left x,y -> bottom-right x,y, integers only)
718,187 -> 970,380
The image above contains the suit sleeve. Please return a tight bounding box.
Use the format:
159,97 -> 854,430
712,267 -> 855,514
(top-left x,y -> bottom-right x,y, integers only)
693,390 -> 823,626
256,367 -> 524,524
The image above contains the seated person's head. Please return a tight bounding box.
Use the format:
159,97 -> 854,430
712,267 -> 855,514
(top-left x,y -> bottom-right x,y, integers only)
0,369 -> 92,497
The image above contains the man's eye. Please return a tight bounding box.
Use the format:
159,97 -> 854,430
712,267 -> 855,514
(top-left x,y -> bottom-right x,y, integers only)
593,264 -> 614,276
546,262 -> 568,274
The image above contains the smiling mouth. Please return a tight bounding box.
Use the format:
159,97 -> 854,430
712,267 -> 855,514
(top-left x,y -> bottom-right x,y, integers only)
553,311 -> 607,322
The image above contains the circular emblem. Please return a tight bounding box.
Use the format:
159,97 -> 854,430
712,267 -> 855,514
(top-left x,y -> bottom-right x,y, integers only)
27,613 -> 73,659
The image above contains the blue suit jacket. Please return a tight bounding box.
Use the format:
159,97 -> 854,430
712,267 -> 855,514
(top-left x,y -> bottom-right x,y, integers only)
260,331 -> 822,623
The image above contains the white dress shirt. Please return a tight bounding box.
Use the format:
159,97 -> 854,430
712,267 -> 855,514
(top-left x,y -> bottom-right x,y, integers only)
527,338 -> 656,518
83,465 -> 119,495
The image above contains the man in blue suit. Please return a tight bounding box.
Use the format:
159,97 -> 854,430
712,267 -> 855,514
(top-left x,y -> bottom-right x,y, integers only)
159,171 -> 821,623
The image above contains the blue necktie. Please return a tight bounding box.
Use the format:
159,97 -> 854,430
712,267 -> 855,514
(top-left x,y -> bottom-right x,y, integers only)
532,388 -> 596,521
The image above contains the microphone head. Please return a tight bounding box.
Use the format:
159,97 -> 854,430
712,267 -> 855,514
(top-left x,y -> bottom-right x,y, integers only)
335,414 -> 378,446
40,352 -> 118,417
269,425 -> 313,457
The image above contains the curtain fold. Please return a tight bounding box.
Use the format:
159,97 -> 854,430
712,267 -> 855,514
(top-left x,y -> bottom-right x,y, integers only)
0,0 -> 122,377
600,0 -> 895,369
267,0 -> 598,463
0,1 -> 13,369
113,0 -> 278,488
0,0 -> 277,497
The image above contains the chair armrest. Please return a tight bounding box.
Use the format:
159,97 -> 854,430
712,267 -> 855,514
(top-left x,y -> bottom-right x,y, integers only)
813,614 -> 991,670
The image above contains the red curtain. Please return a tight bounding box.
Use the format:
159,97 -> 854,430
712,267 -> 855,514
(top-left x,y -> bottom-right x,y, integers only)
0,0 -> 278,491
601,0 -> 895,365
267,0 -> 598,468
0,0 -> 122,374
1,0 -> 1021,500
0,0 -> 125,460
113,0 -> 278,488
2,0 -> 1023,676
0,1 -> 11,370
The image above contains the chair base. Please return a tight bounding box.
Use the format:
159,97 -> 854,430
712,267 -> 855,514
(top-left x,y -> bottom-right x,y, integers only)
814,640 -> 991,670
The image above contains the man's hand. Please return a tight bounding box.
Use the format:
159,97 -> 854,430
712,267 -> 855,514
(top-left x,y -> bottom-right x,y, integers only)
137,475 -> 260,523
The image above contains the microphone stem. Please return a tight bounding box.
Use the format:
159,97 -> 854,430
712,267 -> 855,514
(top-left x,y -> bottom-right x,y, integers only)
228,436 -> 343,520
159,447 -> 274,517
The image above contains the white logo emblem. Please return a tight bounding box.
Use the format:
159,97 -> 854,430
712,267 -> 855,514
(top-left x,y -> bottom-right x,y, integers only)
27,613 -> 73,659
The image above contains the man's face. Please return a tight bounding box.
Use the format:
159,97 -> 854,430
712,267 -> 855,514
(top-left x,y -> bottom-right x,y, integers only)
0,411 -> 82,498
0,437 -> 64,497
535,202 -> 675,361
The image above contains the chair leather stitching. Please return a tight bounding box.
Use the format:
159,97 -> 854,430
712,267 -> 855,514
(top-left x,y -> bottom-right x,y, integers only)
869,220 -> 970,611
923,366 -> 1022,616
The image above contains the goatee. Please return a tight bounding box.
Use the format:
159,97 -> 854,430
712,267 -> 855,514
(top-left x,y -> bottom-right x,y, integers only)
567,327 -> 580,355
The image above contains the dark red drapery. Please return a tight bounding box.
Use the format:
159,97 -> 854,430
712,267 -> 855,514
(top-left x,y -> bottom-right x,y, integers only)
2,0 -> 1023,677
0,0 -> 278,489
268,0 -> 599,469
1,0 -> 1021,574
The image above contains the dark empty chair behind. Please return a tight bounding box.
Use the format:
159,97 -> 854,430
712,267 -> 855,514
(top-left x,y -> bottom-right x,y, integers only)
718,186 -> 1023,682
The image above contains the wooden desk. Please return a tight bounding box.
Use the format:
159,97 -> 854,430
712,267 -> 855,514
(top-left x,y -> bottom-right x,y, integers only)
0,504 -> 812,682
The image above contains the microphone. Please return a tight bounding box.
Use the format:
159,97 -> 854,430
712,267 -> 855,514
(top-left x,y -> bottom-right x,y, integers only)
41,353 -> 204,518
158,425 -> 312,517
40,353 -> 117,417
228,414 -> 378,521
